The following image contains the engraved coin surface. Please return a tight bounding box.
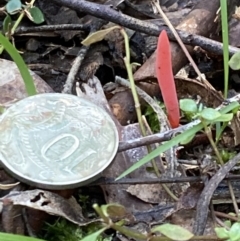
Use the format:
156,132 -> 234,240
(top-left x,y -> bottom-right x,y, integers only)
0,93 -> 118,189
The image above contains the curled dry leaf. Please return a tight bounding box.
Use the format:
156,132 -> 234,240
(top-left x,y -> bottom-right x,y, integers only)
81,25 -> 121,46
0,189 -> 96,226
0,182 -> 19,190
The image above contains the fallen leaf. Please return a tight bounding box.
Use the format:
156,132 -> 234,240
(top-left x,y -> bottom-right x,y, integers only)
81,26 -> 120,46
0,182 -> 19,190
0,189 -> 96,226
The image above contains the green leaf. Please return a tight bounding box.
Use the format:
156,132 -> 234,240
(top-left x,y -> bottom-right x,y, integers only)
180,99 -> 198,113
220,102 -> 240,114
0,45 -> 4,54
229,222 -> 240,241
224,220 -> 232,228
214,113 -> 233,122
0,106 -> 5,114
6,0 -> 22,14
229,52 -> 240,70
152,224 -> 193,241
80,227 -> 107,241
0,232 -> 45,241
81,26 -> 121,46
101,203 -> 126,218
27,7 -> 44,24
3,14 -> 12,34
215,227 -> 229,239
200,108 -> 221,121
0,33 -> 37,95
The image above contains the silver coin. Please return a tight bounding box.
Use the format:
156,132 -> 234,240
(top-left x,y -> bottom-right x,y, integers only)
0,93 -> 118,189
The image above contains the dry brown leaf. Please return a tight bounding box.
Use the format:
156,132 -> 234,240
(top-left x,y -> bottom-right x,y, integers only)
0,189 -> 96,226
81,26 -> 120,46
0,182 -> 19,190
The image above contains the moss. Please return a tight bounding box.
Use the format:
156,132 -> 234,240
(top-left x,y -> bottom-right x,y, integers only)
42,218 -> 112,241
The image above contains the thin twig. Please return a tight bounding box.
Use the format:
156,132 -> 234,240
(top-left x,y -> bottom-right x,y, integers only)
62,46 -> 89,94
15,24 -> 90,34
22,208 -> 37,238
118,119 -> 198,152
152,0 -> 214,90
215,217 -> 230,230
215,211 -> 239,222
91,174 -> 240,185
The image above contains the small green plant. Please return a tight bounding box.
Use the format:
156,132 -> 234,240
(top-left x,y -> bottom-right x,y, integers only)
0,0 -> 42,98
215,222 -> 240,241
179,98 -> 233,144
43,218 -> 111,241
220,149 -> 236,163
180,99 -> 233,122
0,0 -> 44,53
144,99 -> 164,133
229,52 -> 240,70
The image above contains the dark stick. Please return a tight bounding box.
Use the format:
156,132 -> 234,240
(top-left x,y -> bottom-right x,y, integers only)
193,152 -> 240,235
15,24 -> 90,33
50,0 -> 240,56
90,174 -> 240,185
117,120 -> 199,152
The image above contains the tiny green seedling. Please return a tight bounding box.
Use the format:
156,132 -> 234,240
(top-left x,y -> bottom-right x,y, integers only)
220,149 -> 236,163
215,222 -> 240,241
0,0 -> 44,53
144,99 -> 164,133
4,0 -> 44,24
180,98 -> 233,145
229,52 -> 240,70
180,99 -> 233,123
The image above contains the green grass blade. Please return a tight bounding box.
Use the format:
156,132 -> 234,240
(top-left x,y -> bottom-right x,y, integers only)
220,0 -> 229,98
0,232 -> 46,241
80,227 -> 107,241
0,33 -> 36,96
219,101 -> 239,114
